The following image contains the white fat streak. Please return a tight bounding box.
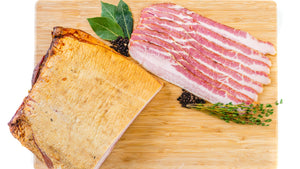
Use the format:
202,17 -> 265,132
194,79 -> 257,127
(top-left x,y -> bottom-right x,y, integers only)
189,31 -> 271,66
186,10 -> 193,15
200,44 -> 270,84
143,21 -> 269,84
202,44 -> 270,85
171,36 -> 197,44
143,12 -> 271,69
168,4 -> 184,10
142,21 -> 185,32
176,13 -> 193,20
166,4 -> 275,55
148,7 -> 195,25
170,20 -> 198,26
192,55 -> 260,99
163,23 -> 185,32
129,42 -> 235,104
135,32 -> 259,99
160,14 -> 271,66
200,21 -> 275,55
159,16 -> 173,21
193,32 -> 271,73
149,6 -> 273,63
194,36 -> 271,75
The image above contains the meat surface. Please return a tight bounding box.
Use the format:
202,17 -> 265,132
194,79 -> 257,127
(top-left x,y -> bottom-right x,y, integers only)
129,3 -> 275,104
148,3 -> 276,55
8,27 -> 162,169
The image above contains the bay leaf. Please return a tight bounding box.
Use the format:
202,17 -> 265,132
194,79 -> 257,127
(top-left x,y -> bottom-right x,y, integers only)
101,1 -> 117,23
87,17 -> 124,41
116,0 -> 133,38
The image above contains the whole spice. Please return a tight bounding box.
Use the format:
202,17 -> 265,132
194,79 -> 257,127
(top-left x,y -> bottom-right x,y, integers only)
115,0 -> 133,38
177,89 -> 206,107
187,100 -> 282,126
110,36 -> 130,56
87,0 -> 133,57
87,17 -> 124,41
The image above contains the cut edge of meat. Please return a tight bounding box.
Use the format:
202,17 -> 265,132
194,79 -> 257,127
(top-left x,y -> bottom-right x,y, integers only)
94,84 -> 162,169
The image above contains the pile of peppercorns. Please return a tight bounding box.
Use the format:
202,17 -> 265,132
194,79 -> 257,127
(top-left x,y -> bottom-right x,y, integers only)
110,36 -> 130,57
177,89 -> 206,108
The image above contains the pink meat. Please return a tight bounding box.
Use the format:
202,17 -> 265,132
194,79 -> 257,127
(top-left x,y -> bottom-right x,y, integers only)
138,21 -> 269,86
131,32 -> 255,102
148,3 -> 276,55
130,40 -> 246,104
140,11 -> 272,75
129,3 -> 275,104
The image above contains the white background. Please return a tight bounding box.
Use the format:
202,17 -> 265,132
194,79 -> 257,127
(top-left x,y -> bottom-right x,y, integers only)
0,0 -> 299,168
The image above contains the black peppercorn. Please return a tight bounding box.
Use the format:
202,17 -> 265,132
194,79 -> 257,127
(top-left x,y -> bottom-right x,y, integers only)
110,36 -> 130,57
177,89 -> 206,107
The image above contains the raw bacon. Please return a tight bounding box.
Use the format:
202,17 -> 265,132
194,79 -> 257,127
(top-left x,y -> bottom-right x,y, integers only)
148,3 -> 276,55
129,3 -> 275,104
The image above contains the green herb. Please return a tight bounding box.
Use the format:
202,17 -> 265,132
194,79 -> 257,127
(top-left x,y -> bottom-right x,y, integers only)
187,101 -> 282,126
116,0 -> 133,38
101,1 -> 118,23
87,0 -> 133,44
275,99 -> 283,105
87,17 -> 124,41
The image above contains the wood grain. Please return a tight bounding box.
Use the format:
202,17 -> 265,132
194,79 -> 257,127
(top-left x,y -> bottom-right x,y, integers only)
35,0 -> 277,168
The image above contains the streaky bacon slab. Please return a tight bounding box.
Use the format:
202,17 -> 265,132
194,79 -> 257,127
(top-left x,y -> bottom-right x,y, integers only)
140,9 -> 272,73
136,20 -> 270,86
129,3 -> 275,104
141,8 -> 272,67
131,32 -> 256,102
130,40 -> 246,104
149,3 -> 276,55
132,28 -> 261,97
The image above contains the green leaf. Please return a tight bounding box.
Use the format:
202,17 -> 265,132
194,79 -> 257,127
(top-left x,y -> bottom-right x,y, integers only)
87,17 -> 124,41
280,99 -> 283,104
101,1 -> 117,23
266,104 -> 272,108
265,119 -> 272,122
116,0 -> 133,38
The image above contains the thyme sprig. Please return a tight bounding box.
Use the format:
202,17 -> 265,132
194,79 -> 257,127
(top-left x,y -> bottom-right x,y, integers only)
187,100 -> 282,126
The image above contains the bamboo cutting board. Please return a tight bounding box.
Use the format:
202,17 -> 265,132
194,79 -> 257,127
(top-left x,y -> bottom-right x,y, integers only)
34,0 -> 277,168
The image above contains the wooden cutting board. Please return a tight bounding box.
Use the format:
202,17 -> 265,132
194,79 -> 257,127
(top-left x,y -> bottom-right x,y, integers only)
34,0 -> 277,168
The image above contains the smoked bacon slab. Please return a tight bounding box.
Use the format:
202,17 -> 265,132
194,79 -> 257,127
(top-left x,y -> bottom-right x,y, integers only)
9,27 -> 162,169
